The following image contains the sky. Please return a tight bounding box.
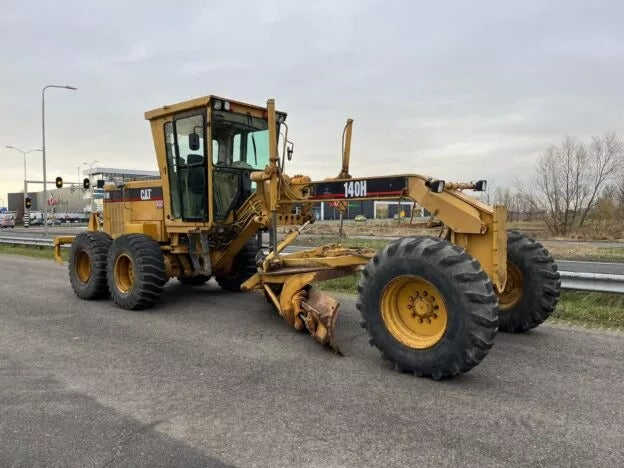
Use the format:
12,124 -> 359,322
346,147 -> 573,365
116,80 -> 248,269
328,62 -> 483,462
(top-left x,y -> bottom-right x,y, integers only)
1,0 -> 623,206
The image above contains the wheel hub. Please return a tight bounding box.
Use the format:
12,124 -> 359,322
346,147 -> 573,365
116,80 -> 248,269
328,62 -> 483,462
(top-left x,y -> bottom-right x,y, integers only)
75,250 -> 91,284
381,275 -> 448,349
498,261 -> 523,311
114,253 -> 135,294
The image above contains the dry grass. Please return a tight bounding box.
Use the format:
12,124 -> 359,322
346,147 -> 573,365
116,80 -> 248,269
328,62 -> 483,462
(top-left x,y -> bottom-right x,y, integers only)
0,244 -> 68,261
283,219 -> 436,238
542,244 -> 624,262
288,218 -> 624,242
295,235 -> 624,263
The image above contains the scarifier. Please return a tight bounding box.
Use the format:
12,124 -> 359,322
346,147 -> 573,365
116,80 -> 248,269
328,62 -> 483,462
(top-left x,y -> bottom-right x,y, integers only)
54,95 -> 561,378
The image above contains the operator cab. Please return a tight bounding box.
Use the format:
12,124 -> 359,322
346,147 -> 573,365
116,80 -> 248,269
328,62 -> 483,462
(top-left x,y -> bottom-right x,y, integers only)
147,96 -> 286,225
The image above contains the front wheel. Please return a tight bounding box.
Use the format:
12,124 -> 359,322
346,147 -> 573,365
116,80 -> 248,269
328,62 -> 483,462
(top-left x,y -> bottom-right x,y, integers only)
107,234 -> 168,310
358,236 -> 499,379
497,231 -> 560,333
215,240 -> 258,292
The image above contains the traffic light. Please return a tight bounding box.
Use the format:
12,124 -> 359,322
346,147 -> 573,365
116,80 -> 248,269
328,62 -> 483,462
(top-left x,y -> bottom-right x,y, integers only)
25,197 -> 32,209
83,178 -> 90,190
55,177 -> 63,189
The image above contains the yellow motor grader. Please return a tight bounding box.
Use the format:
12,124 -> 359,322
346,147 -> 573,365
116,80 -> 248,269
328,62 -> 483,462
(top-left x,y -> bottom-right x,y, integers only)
54,95 -> 560,379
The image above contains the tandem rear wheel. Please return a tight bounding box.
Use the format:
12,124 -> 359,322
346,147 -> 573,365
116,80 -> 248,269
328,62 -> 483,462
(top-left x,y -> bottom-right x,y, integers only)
106,234 -> 168,310
68,231 -> 112,300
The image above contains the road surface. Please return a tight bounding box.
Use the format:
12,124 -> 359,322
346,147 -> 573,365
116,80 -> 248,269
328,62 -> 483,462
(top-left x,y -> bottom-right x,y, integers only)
0,255 -> 623,467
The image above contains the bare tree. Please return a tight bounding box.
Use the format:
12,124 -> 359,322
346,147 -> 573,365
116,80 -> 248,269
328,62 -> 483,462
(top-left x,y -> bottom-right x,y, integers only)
533,137 -> 590,235
616,180 -> 624,209
578,131 -> 624,226
532,132 -> 623,235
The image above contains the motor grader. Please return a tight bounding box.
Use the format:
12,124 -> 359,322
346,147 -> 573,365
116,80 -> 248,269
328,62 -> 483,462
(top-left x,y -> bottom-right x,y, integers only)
54,95 -> 560,379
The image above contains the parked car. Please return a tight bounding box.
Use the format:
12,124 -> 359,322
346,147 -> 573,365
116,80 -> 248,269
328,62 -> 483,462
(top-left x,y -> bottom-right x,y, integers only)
354,214 -> 367,222
0,215 -> 15,228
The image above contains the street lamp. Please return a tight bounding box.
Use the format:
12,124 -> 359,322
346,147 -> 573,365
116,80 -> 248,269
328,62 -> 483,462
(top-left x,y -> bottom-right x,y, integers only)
82,160 -> 98,212
42,84 -> 77,235
6,146 -> 42,215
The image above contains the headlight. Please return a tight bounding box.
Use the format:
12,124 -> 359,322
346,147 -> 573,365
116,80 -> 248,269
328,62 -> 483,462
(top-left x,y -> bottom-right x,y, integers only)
213,99 -> 223,110
223,101 -> 231,111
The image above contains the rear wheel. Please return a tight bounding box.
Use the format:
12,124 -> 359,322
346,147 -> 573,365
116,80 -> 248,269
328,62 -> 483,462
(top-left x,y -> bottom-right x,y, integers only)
68,231 -> 112,300
177,275 -> 210,286
216,240 -> 258,292
358,236 -> 499,379
497,231 -> 560,332
107,234 -> 167,310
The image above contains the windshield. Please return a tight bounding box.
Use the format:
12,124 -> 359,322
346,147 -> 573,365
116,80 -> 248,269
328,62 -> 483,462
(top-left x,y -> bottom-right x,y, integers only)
211,110 -> 277,170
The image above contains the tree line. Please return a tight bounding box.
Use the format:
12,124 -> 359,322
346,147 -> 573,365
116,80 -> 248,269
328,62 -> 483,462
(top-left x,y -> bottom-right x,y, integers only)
482,131 -> 624,236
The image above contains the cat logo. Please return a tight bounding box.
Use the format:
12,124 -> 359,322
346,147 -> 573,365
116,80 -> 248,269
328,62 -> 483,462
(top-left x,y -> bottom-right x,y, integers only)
140,189 -> 153,200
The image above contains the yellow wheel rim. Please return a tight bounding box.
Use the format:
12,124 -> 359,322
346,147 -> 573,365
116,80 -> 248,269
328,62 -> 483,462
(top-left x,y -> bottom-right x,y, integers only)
114,253 -> 135,294
75,250 -> 91,284
499,262 -> 523,311
381,275 -> 448,349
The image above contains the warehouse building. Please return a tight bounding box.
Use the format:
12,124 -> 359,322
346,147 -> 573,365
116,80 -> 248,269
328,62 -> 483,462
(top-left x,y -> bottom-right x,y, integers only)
313,200 -> 424,220
7,167 -> 159,215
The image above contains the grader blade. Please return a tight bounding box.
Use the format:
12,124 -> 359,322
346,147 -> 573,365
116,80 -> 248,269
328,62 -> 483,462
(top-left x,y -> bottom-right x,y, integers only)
299,288 -> 341,353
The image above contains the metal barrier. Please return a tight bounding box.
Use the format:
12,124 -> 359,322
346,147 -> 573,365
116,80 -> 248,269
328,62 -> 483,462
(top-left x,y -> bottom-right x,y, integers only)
1,236 -> 624,293
559,271 -> 624,294
0,236 -> 63,248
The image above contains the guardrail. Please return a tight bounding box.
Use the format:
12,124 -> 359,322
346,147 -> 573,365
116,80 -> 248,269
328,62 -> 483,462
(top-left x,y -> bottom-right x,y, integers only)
558,271 -> 624,294
1,236 -> 623,293
0,236 -> 61,247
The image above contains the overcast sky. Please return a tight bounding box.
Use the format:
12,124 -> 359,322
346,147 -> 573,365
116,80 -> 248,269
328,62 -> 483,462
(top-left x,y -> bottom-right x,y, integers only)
1,0 -> 623,206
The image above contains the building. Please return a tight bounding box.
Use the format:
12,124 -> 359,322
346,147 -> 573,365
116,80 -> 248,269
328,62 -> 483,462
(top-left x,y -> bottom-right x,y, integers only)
312,200 -> 424,221
7,166 -> 159,215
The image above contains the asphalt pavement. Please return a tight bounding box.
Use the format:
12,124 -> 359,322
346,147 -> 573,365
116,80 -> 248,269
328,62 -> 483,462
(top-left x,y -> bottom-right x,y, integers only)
0,255 -> 623,467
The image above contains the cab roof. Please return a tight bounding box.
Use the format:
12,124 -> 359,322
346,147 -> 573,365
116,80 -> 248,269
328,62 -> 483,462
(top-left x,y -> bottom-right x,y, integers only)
144,95 -> 276,121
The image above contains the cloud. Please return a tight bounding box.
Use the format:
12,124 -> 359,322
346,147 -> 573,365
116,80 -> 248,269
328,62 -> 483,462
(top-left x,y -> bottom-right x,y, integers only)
1,0 -> 623,205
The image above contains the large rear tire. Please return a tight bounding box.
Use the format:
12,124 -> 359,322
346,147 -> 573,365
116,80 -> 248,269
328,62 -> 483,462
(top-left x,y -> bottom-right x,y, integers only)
215,240 -> 258,292
497,231 -> 560,333
68,231 -> 112,300
358,236 -> 499,379
107,234 -> 167,310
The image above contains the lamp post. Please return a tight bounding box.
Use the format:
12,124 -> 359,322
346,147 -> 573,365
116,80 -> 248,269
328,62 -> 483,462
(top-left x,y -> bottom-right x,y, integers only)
82,160 -> 98,212
42,84 -> 77,235
6,146 -> 42,223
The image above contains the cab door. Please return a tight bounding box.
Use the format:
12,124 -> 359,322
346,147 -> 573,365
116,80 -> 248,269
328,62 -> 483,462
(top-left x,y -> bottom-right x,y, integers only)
164,111 -> 208,221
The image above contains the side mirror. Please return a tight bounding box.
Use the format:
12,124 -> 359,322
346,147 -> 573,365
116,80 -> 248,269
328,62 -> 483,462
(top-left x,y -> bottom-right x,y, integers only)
189,132 -> 200,151
425,179 -> 445,193
83,178 -> 90,190
474,180 -> 487,192
287,141 -> 294,161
